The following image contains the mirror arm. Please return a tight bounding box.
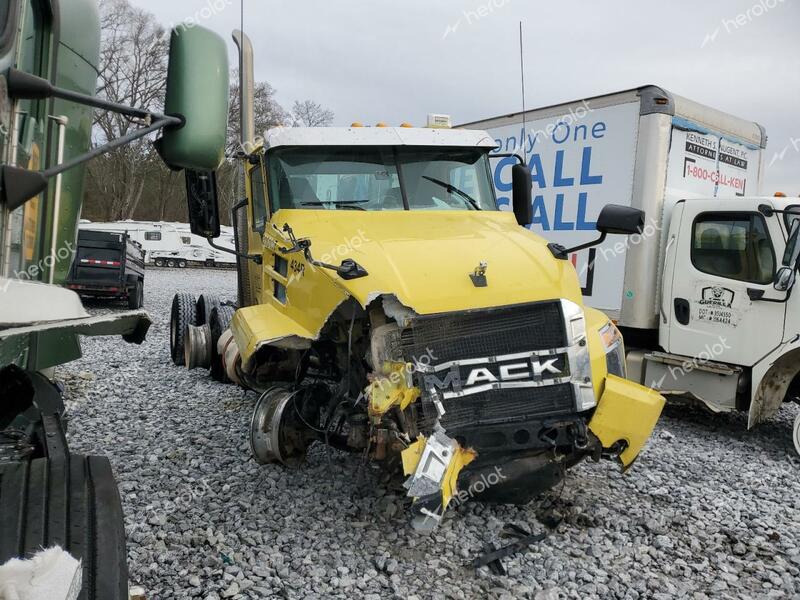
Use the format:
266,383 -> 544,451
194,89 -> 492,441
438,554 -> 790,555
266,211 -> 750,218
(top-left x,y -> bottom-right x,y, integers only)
748,287 -> 792,303
564,232 -> 607,255
205,236 -> 262,265
1,116 -> 177,210
7,68 -> 182,125
491,152 -> 526,165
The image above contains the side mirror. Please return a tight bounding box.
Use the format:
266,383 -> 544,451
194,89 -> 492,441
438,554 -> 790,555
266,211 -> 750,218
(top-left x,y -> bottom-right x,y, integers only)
185,170 -> 221,238
511,164 -> 532,226
156,25 -> 229,171
774,266 -> 796,292
596,204 -> 645,235
782,220 -> 800,268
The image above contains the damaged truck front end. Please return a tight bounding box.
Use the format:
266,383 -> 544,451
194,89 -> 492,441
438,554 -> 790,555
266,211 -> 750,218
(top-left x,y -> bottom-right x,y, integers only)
176,126 -> 665,530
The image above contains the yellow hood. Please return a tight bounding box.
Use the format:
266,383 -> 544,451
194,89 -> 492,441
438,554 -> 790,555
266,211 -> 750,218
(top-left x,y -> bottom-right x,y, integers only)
273,209 -> 583,314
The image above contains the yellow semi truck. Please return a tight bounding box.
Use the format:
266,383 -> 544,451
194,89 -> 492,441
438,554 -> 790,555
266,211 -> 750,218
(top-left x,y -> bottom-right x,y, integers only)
171,33 -> 665,531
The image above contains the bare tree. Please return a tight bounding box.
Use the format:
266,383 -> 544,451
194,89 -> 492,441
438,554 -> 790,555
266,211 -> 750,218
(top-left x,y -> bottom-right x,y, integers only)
227,70 -> 290,155
86,0 -> 168,221
291,99 -> 334,127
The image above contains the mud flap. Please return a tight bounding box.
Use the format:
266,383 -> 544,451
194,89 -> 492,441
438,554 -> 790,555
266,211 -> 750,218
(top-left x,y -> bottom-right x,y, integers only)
588,374 -> 665,469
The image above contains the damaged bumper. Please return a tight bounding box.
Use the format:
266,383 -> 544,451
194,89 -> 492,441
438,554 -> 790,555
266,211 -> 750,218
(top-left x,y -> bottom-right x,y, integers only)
588,374 -> 665,469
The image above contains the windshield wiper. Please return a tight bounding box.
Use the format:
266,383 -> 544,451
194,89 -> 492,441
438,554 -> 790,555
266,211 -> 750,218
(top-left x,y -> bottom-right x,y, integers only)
421,176 -> 481,210
300,200 -> 370,207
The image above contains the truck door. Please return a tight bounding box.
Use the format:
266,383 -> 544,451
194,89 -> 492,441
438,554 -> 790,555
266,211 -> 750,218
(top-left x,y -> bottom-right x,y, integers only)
662,200 -> 787,366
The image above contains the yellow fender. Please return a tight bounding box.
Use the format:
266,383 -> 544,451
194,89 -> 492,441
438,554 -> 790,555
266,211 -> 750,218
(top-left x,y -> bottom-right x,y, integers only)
588,375 -> 665,469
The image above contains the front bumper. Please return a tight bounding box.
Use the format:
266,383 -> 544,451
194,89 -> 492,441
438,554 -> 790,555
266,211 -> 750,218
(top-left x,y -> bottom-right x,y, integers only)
588,374 -> 665,469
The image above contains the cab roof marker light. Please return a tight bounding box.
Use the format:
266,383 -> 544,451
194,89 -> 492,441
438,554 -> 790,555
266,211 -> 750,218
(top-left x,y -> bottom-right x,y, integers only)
426,114 -> 452,129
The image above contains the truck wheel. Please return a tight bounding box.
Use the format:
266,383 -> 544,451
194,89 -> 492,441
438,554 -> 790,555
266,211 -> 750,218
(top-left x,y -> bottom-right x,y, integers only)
178,259 -> 188,268
170,292 -> 197,366
210,305 -> 236,382
127,280 -> 144,309
196,294 -> 221,326
0,454 -> 129,600
167,259 -> 176,268
794,412 -> 800,456
154,258 -> 164,267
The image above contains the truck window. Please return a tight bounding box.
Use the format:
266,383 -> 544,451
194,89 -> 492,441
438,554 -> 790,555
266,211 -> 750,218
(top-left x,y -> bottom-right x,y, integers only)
250,163 -> 268,231
144,231 -> 161,241
691,213 -> 775,285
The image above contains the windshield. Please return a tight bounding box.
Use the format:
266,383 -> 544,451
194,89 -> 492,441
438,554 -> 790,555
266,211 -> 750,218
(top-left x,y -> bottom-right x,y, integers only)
267,146 -> 497,212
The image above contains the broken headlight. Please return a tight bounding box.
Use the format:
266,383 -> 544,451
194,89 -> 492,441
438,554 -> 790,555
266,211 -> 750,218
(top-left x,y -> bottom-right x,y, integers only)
599,321 -> 626,378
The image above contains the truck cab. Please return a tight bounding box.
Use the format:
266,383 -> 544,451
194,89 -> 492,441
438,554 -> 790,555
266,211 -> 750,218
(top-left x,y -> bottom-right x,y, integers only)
639,196 -> 800,434
177,121 -> 666,529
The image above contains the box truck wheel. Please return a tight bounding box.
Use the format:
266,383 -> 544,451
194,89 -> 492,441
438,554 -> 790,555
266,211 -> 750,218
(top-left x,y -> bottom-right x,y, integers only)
794,412 -> 800,456
154,258 -> 165,267
170,292 -> 197,366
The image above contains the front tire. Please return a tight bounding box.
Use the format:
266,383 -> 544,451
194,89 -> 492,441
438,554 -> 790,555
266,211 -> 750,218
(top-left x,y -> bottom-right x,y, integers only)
170,292 -> 197,366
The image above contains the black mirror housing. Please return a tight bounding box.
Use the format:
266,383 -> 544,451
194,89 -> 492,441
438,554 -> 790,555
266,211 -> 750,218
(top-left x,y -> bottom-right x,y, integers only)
511,164 -> 533,226
185,170 -> 221,238
596,204 -> 645,235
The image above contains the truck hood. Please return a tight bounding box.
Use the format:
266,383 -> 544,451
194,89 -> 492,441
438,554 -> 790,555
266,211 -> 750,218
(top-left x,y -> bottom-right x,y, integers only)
272,209 -> 584,315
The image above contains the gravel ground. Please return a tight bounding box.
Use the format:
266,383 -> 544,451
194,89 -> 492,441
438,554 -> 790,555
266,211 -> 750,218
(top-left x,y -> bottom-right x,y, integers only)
58,268 -> 800,600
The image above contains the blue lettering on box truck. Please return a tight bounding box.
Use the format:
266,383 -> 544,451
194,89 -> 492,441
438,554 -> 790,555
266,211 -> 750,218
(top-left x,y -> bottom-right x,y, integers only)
485,101 -> 640,312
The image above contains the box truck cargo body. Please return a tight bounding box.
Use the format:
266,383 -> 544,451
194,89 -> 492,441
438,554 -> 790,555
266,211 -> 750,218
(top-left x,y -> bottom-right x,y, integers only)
459,85 -> 766,329
461,87 -> 800,448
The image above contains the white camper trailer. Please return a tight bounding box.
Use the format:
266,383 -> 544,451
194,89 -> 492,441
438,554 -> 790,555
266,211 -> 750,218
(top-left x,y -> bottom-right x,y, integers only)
78,221 -> 236,267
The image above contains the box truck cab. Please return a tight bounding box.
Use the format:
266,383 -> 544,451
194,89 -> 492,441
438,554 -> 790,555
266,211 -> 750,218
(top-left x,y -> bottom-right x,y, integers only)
463,86 -> 800,453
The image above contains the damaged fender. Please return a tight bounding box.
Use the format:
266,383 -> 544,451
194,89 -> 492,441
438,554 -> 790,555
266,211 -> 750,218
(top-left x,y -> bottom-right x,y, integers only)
588,375 -> 665,468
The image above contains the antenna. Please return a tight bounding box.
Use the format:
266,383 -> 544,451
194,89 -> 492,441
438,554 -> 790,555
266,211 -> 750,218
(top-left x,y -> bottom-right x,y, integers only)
519,21 -> 527,163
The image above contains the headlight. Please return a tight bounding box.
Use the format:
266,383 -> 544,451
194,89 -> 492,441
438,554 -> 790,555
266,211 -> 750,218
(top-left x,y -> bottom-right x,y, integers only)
599,321 -> 626,378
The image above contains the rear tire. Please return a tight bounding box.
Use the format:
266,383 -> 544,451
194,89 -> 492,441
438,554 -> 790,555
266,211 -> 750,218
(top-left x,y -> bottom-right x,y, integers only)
170,292 -> 197,366
178,260 -> 188,268
154,258 -> 164,267
196,294 -> 221,326
793,412 -> 800,456
210,305 -> 236,382
166,259 -> 176,268
127,279 -> 143,309
0,454 -> 128,600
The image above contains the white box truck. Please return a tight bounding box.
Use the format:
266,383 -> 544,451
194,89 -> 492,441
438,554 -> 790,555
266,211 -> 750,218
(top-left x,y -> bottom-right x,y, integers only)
459,86 -> 800,452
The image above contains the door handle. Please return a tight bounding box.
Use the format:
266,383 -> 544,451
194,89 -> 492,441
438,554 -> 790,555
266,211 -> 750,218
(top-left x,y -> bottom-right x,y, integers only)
674,298 -> 690,325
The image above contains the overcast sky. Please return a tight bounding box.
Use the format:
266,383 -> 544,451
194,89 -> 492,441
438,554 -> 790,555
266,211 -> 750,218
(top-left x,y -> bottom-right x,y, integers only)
131,0 -> 800,194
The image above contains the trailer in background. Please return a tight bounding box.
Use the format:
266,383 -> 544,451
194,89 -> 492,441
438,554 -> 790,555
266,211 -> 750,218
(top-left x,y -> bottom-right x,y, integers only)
78,220 -> 237,267
65,229 -> 145,308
